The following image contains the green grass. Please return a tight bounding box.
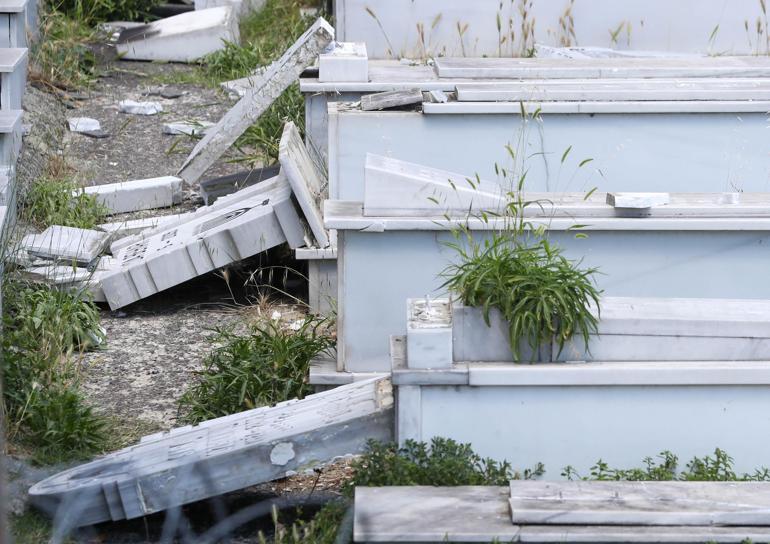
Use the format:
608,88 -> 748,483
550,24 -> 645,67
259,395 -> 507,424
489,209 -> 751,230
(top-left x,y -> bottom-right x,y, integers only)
2,281 -> 107,464
46,0 -> 160,24
31,9 -> 97,90
10,511 -> 56,544
21,174 -> 107,229
157,0 -> 322,163
178,314 -> 335,423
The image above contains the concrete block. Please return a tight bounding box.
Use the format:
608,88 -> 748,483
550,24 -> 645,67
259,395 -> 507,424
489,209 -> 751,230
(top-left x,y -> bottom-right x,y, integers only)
83,176 -> 183,214
22,226 -> 109,265
178,17 -> 333,184
99,181 -> 293,309
406,298 -> 452,370
360,88 -> 422,111
319,42 -> 368,82
29,377 -> 393,527
118,100 -> 162,115
607,192 -> 671,209
278,121 -> 329,247
116,7 -> 240,62
296,246 -> 337,315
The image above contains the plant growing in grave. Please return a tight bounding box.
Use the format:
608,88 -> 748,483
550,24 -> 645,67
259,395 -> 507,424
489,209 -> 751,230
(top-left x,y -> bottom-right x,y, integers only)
562,448 -> 770,482
441,139 -> 601,362
178,313 -> 335,423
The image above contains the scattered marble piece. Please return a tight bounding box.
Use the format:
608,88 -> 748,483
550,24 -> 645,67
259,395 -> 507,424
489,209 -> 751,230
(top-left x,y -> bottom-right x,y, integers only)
22,226 -> 110,265
162,120 -> 215,136
118,100 -> 163,115
67,117 -> 101,133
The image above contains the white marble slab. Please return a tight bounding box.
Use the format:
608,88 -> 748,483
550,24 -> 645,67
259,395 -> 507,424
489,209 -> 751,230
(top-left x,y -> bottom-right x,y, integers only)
422,99 -> 770,114
22,226 -> 109,264
456,78 -> 770,102
178,18 -> 333,184
83,176 -> 183,214
435,56 -> 770,80
606,192 -> 670,208
509,481 -> 770,526
278,121 -> 329,247
21,264 -> 91,285
30,377 -> 393,527
116,7 -> 240,62
99,182 -> 293,309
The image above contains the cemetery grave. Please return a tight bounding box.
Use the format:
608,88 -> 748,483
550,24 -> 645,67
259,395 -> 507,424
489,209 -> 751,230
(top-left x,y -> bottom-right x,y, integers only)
8,0 -> 770,542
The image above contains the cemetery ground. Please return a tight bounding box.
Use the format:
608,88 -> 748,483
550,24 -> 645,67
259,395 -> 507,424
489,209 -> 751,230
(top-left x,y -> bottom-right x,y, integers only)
5,2 -> 358,541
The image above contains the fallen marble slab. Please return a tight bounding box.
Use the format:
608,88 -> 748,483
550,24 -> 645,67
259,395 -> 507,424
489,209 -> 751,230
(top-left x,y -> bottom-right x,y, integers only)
278,122 -> 329,247
30,376 -> 393,528
22,226 -> 109,265
177,17 -> 333,184
82,176 -> 183,215
116,6 -> 239,62
199,164 -> 280,205
360,89 -> 423,111
118,100 -> 162,115
21,264 -> 91,285
99,177 -> 304,309
99,215 -> 183,239
162,120 -> 215,136
67,117 -> 101,133
109,173 -> 285,254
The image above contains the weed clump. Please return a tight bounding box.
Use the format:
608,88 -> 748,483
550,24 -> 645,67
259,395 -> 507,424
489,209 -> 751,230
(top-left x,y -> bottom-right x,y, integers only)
31,10 -> 97,89
46,0 -> 159,24
563,448 -> 770,482
21,176 -> 107,229
2,283 -> 106,463
178,314 -> 335,423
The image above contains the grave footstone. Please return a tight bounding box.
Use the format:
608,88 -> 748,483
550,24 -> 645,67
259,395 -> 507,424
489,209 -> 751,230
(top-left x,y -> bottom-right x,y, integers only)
22,226 -> 109,265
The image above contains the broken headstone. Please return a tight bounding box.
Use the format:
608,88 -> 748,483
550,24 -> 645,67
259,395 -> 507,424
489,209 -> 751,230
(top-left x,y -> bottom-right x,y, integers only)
22,264 -> 91,286
116,6 -> 240,62
82,176 -> 183,214
278,122 -> 329,247
98,177 -> 305,309
29,377 -> 393,528
177,18 -> 333,184
22,226 -> 109,265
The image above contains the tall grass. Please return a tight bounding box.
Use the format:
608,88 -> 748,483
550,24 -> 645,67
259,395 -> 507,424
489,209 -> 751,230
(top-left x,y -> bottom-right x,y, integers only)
178,314 -> 335,423
2,281 -> 107,464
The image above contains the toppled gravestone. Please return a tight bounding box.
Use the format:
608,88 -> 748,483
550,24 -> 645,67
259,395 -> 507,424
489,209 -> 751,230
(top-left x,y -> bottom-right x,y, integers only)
278,122 -> 329,247
29,377 -> 394,529
22,226 -> 110,265
177,17 -> 334,185
98,174 -> 306,309
116,6 -> 240,62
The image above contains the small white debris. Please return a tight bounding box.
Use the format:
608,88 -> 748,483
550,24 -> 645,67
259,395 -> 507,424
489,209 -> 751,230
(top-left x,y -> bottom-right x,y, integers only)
162,121 -> 215,136
271,310 -> 282,321
68,117 -> 101,132
289,320 -> 303,331
606,192 -> 670,209
119,100 -> 163,115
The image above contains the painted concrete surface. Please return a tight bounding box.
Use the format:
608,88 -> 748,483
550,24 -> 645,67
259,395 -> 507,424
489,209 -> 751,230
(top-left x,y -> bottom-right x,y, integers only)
328,106 -> 770,201
337,229 -> 770,372
336,0 -> 770,58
